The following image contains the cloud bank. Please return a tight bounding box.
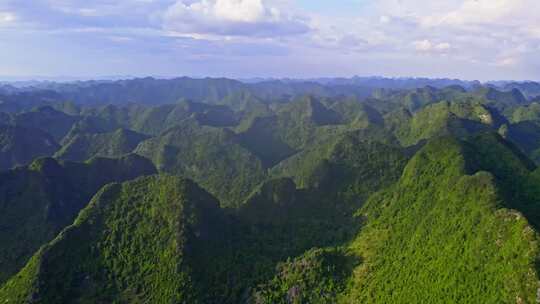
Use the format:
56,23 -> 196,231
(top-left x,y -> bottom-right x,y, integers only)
162,0 -> 309,37
0,0 -> 539,80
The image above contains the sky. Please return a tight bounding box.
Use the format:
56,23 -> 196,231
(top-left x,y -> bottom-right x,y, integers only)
0,0 -> 539,81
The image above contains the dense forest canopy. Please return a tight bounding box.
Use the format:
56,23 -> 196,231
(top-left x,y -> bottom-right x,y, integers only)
1,76 -> 540,303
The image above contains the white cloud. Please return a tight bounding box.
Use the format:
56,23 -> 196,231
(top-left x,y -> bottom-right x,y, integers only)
213,0 -> 266,22
356,0 -> 540,76
0,11 -> 16,24
430,0 -> 536,27
162,0 -> 309,37
414,39 -> 432,51
379,15 -> 390,24
413,40 -> 451,52
495,57 -> 517,67
108,35 -> 135,43
435,42 -> 451,50
376,0 -> 540,35
0,0 -> 539,80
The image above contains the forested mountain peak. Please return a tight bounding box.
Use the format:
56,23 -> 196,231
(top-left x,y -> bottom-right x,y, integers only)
0,175 -> 225,303
2,77 -> 540,303
343,133 -> 540,303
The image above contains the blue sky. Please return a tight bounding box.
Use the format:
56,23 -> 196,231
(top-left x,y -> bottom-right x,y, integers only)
0,0 -> 539,81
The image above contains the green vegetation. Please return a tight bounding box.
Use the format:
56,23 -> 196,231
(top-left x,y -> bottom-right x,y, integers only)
474,87 -> 527,108
340,135 -> 540,303
2,79 -> 540,303
134,118 -> 266,207
55,128 -> 149,161
0,124 -> 60,170
0,175 -> 223,303
271,128 -> 407,206
510,102 -> 540,123
12,106 -> 80,141
251,248 -> 358,304
237,116 -> 297,167
0,155 -> 156,284
385,101 -> 498,146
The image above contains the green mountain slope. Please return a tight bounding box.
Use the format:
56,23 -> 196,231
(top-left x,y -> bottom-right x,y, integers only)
55,128 -> 149,162
251,248 -> 356,304
237,115 -> 297,167
0,155 -> 156,284
510,102 -> 540,123
215,178 -> 362,303
217,130 -> 406,301
500,82 -> 540,99
135,119 -> 266,207
341,134 -> 540,303
237,96 -> 372,168
385,101 -> 502,146
500,122 -> 540,165
475,87 -> 528,106
57,77 -> 250,106
80,101 -> 240,136
0,175 -> 224,303
371,85 -> 469,114
271,127 -> 404,192
3,81 -> 540,303
12,106 -> 80,141
0,162 -> 400,304
302,132 -> 407,205
0,90 -> 73,114
329,101 -> 384,128
272,96 -> 345,149
0,125 -> 60,171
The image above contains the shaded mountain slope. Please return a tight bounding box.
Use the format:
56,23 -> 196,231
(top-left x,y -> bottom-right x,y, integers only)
55,77 -> 250,106
55,128 -> 149,162
135,119 -> 266,207
80,101 -> 240,136
0,175 -> 224,303
237,115 -> 297,168
385,100 -> 504,146
0,90 -> 69,114
251,248 -> 357,304
0,125 -> 60,171
3,132 -> 540,304
271,127 -> 404,190
237,96 -> 368,168
12,106 -> 80,141
510,102 -> 540,123
0,155 -> 156,284
500,82 -> 540,99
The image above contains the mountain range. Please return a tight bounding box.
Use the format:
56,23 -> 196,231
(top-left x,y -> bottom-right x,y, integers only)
1,76 -> 540,303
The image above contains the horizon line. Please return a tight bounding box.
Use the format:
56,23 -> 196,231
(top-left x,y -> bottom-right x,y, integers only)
0,75 -> 538,84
